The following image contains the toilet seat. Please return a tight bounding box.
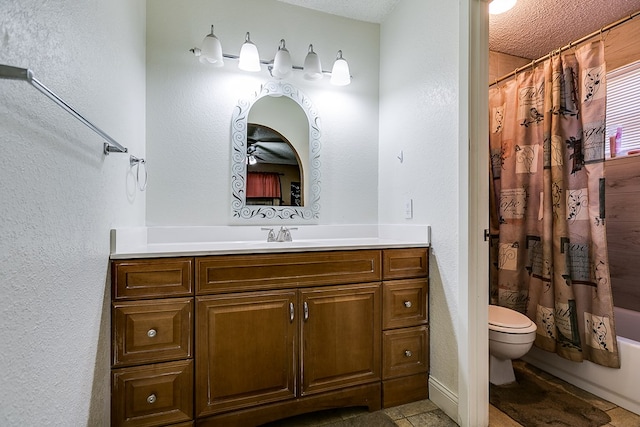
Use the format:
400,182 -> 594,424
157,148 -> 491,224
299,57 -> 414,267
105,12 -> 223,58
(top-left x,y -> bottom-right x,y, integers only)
489,305 -> 536,334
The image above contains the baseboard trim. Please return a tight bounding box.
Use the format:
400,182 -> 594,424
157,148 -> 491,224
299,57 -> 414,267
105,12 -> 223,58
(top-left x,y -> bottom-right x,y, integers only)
428,375 -> 459,423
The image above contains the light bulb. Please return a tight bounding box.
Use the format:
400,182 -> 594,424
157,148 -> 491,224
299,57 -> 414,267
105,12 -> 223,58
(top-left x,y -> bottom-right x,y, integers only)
489,0 -> 516,15
272,39 -> 292,79
200,25 -> 223,67
303,44 -> 323,81
330,50 -> 351,86
239,32 -> 261,72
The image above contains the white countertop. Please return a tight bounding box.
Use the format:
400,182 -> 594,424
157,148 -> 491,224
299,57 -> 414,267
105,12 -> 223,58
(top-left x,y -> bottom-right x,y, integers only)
110,225 -> 431,259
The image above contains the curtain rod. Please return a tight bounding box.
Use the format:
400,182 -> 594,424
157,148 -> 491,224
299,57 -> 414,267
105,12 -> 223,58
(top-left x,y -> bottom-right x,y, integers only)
490,10 -> 640,87
0,64 -> 128,155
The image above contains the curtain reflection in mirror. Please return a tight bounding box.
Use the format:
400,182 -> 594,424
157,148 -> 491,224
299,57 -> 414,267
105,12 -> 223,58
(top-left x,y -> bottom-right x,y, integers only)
247,172 -> 282,205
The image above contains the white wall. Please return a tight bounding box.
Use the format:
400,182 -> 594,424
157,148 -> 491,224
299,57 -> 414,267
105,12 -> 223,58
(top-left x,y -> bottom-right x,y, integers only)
380,0 -> 464,420
145,0 -> 381,225
0,0 -> 146,424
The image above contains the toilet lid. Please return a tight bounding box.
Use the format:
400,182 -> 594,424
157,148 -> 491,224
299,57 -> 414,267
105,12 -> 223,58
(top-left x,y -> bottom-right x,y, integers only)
489,305 -> 533,329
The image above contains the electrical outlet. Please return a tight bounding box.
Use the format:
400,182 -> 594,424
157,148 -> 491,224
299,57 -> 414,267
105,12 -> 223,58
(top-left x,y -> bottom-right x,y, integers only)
404,198 -> 413,219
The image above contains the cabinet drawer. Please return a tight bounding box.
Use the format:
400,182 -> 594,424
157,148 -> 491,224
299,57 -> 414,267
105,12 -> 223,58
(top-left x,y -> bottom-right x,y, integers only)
382,248 -> 428,280
382,279 -> 428,330
113,258 -> 194,300
382,325 -> 429,379
113,298 -> 193,367
197,250 -> 381,294
112,360 -> 193,427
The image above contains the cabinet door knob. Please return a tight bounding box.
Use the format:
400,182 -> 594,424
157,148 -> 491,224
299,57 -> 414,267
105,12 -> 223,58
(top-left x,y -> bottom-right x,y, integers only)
404,301 -> 412,308
147,329 -> 157,338
289,302 -> 295,322
303,301 -> 309,321
147,394 -> 157,404
404,350 -> 413,358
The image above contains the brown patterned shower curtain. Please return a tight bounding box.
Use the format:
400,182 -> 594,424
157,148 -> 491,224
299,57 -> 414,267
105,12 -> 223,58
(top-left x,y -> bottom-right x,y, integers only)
489,40 -> 620,368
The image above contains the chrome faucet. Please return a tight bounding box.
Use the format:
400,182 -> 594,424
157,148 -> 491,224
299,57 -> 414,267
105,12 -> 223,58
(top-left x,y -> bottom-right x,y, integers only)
261,227 -> 276,242
276,226 -> 297,242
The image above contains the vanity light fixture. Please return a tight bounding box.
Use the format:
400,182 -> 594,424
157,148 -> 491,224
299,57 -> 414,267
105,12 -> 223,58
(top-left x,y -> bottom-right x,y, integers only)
330,50 -> 351,86
190,26 -> 351,85
238,32 -> 261,72
199,25 -> 224,66
272,39 -> 293,79
489,0 -> 516,15
303,44 -> 323,81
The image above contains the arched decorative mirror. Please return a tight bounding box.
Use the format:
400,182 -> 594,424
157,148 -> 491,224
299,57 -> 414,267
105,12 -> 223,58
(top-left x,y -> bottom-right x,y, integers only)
230,81 -> 321,223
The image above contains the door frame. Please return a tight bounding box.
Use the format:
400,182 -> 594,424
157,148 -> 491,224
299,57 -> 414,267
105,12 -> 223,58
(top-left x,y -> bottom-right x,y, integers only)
458,0 -> 490,426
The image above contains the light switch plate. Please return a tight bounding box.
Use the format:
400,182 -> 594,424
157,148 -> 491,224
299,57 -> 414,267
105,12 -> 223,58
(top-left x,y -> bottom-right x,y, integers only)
404,198 -> 413,219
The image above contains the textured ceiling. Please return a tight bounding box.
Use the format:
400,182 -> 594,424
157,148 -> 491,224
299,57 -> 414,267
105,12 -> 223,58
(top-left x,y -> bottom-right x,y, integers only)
277,0 -> 640,60
490,0 -> 640,59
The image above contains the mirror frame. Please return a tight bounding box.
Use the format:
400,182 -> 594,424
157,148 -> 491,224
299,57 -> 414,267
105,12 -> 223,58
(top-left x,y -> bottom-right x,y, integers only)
230,81 -> 321,223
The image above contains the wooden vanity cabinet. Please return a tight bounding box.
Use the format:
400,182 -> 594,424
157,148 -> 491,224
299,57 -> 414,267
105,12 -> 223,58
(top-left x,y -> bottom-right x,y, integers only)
111,248 -> 428,426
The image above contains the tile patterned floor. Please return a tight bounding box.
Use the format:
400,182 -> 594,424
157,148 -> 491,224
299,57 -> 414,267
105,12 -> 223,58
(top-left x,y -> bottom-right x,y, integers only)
260,362 -> 640,426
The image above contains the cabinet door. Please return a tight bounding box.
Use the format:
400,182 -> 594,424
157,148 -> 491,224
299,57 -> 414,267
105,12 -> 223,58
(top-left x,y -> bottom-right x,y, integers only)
195,291 -> 297,418
300,283 -> 381,396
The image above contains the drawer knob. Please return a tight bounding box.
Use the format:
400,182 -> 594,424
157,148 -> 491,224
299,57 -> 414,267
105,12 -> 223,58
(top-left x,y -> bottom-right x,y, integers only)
147,329 -> 157,338
404,350 -> 413,358
147,394 -> 157,404
404,301 -> 412,308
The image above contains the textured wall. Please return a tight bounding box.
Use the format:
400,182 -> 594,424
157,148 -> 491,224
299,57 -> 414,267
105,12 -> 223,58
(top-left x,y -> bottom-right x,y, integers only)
379,0 -> 462,405
145,0 -> 381,225
0,0 -> 146,424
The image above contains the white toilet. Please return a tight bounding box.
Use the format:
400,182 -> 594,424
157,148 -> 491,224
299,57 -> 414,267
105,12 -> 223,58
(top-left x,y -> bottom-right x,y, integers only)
488,305 -> 537,385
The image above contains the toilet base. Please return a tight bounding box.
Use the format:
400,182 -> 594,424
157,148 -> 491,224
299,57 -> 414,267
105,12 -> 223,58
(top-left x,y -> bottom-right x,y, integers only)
489,354 -> 516,385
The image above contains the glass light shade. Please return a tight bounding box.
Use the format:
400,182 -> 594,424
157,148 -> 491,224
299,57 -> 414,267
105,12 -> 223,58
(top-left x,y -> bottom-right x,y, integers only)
489,0 -> 516,14
248,154 -> 257,165
303,44 -> 323,81
200,25 -> 223,67
272,39 -> 292,79
239,32 -> 261,72
330,50 -> 351,86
